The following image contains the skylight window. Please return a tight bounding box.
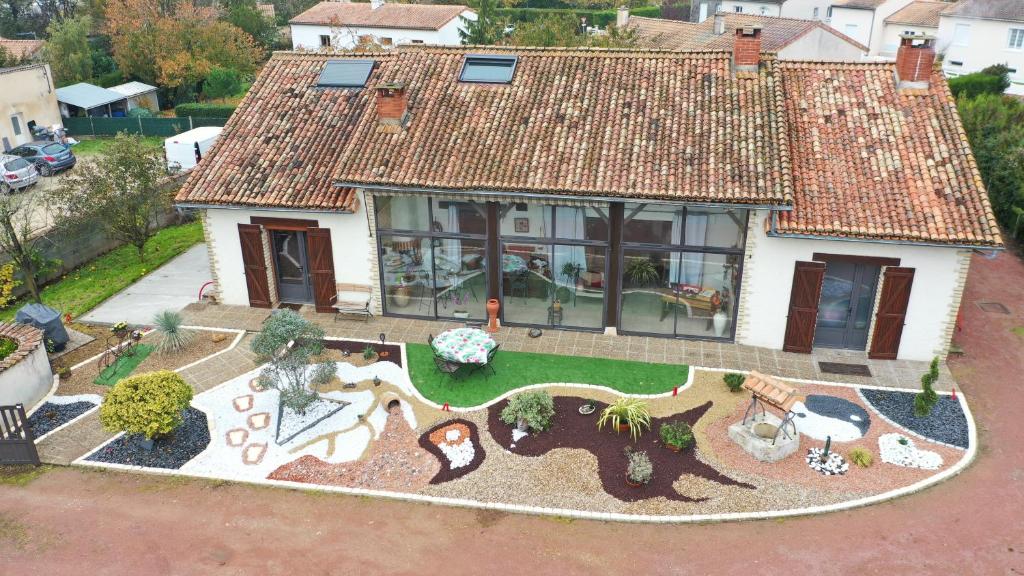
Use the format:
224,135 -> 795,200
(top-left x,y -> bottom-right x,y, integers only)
459,55 -> 518,84
317,59 -> 375,88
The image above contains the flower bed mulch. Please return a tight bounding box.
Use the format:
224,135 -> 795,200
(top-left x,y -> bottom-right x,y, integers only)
86,408 -> 210,469
859,389 -> 968,449
417,419 -> 485,484
28,401 -> 96,438
323,340 -> 403,368
487,396 -> 754,502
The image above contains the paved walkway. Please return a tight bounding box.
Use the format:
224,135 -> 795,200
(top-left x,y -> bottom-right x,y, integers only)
81,243 -> 211,326
1,249 -> 1020,574
180,302 -> 955,391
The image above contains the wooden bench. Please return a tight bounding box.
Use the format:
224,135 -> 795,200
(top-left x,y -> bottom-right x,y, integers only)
330,283 -> 373,322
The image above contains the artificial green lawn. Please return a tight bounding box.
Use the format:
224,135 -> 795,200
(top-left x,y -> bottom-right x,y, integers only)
0,222 -> 204,321
94,344 -> 153,386
406,343 -> 688,407
71,136 -> 164,158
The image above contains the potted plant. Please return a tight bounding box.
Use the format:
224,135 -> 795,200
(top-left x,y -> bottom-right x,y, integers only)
626,257 -> 659,287
362,344 -> 378,363
597,398 -> 651,441
659,421 -> 694,452
111,320 -> 130,339
499,390 -> 555,433
624,447 -> 653,487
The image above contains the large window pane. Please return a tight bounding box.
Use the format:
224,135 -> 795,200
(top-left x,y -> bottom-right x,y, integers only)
552,244 -> 605,328
500,203 -> 551,237
434,238 -> 486,320
672,252 -> 740,339
684,208 -> 746,249
554,206 -> 608,241
430,199 -> 486,236
375,196 -> 430,231
620,249 -> 675,335
622,203 -> 680,244
501,242 -> 552,325
379,235 -> 433,316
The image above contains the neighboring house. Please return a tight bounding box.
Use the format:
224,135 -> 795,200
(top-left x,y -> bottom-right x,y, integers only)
627,12 -> 867,60
828,0 -> 915,55
176,37 -> 1001,362
108,81 -> 161,112
880,1 -> 945,56
691,0 -> 832,22
938,0 -> 1024,95
0,63 -> 61,150
290,0 -> 475,50
0,37 -> 45,61
55,82 -> 129,118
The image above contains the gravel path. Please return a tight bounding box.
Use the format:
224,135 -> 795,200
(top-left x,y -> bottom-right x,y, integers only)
860,389 -> 969,448
85,408 -> 211,469
28,401 -> 97,438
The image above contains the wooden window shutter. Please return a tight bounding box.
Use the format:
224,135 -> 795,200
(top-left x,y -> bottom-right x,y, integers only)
782,261 -> 826,354
238,223 -> 271,308
307,228 -> 337,314
869,267 -> 915,360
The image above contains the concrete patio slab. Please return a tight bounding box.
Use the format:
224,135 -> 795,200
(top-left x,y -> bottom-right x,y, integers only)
82,243 -> 211,326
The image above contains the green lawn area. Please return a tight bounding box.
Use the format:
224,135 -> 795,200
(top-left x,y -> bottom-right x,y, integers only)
71,136 -> 164,158
0,221 -> 204,321
406,343 -> 688,407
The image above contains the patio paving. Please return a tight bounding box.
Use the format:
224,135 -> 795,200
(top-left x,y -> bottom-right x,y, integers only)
179,302 -> 955,391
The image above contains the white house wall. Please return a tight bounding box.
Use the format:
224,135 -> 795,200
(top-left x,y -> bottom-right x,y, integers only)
291,14 -> 472,50
779,0 -> 830,20
829,0 -> 914,55
779,27 -> 865,60
718,1 -> 781,17
204,205 -> 372,307
937,15 -> 1024,95
879,22 -> 937,58
738,210 -> 967,361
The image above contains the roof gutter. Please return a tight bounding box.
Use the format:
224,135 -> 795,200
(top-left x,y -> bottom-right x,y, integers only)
768,211 -> 1004,251
174,202 -> 356,215
334,182 -> 794,211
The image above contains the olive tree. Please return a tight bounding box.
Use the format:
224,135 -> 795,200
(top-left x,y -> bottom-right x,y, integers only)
250,310 -> 336,414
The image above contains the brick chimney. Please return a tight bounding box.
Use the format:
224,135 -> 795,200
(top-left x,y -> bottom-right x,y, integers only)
895,34 -> 936,90
733,25 -> 762,73
375,82 -> 408,132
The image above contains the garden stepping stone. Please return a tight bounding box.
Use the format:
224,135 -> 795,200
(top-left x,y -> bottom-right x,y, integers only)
226,428 -> 249,447
247,412 -> 270,431
242,443 -> 267,465
233,394 -> 254,412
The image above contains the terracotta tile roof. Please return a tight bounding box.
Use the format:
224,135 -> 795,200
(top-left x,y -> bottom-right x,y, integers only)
775,62 -> 1000,247
885,1 -> 948,26
942,0 -> 1024,23
629,14 -> 867,53
289,1 -> 469,30
0,37 -> 44,59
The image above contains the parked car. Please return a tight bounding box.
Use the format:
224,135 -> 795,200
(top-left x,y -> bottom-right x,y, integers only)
8,141 -> 77,176
0,155 -> 39,192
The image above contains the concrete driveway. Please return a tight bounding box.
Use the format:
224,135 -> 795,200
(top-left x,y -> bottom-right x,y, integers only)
81,243 -> 211,326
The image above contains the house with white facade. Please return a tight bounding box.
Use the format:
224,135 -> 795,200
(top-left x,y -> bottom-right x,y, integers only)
627,11 -> 867,60
290,0 -> 474,51
937,0 -> 1024,94
691,0 -> 832,22
176,35 -> 1001,363
828,0 -> 915,55
879,1 -> 945,57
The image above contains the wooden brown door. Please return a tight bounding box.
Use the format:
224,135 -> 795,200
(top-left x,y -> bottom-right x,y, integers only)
238,223 -> 271,308
783,261 -> 826,353
869,267 -> 915,360
307,227 -> 337,313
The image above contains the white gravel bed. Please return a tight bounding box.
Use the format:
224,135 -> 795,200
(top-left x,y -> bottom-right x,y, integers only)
878,433 -> 943,470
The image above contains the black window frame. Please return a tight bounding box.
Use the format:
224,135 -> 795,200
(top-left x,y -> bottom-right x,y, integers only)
316,59 -> 375,88
458,54 -> 519,84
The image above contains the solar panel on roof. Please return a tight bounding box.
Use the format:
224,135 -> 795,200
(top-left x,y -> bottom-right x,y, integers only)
459,55 -> 518,84
317,59 -> 375,88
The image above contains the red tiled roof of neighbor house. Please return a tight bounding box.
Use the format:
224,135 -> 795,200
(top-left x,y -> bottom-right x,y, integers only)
629,13 -> 867,53
0,37 -> 44,60
176,47 -> 1002,247
289,1 -> 469,30
775,61 -> 1000,246
885,1 -> 948,27
942,0 -> 1024,23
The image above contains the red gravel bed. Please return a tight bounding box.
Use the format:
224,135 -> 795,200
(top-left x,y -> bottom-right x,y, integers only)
417,419 -> 486,484
487,396 -> 754,502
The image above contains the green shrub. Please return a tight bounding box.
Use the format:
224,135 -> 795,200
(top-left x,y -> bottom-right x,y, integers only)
500,390 -> 555,432
99,370 -> 193,439
363,345 -> 377,360
597,397 -> 651,440
624,447 -> 653,484
724,372 -> 746,392
174,102 -> 237,118
126,107 -> 154,118
914,357 -> 940,417
152,309 -> 194,355
848,447 -> 873,468
0,337 -> 16,361
659,420 -> 693,450
948,65 -> 1010,99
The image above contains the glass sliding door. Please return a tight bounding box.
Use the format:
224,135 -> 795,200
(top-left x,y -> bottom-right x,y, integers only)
380,234 -> 435,316
434,238 -> 486,320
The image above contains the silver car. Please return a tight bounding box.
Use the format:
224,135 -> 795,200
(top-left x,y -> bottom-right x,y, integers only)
0,155 -> 39,192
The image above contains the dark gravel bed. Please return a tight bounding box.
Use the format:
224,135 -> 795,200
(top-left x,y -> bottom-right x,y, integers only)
488,397 -> 754,502
323,340 -> 403,367
28,401 -> 97,438
86,408 -> 211,469
860,389 -> 969,449
803,394 -> 871,436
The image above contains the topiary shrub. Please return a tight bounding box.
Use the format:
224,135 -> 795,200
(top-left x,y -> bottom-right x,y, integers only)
914,357 -> 940,417
99,370 -> 193,439
152,309 -> 194,355
848,446 -> 873,468
500,390 -> 555,432
659,420 -> 693,450
724,372 -> 746,392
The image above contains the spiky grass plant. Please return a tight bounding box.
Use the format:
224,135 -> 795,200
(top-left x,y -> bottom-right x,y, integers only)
152,310 -> 194,355
597,398 -> 652,441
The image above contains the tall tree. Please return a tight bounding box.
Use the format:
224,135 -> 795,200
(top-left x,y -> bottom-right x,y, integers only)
505,13 -> 582,47
203,66 -> 241,102
460,0 -> 503,45
0,193 -> 54,304
51,133 -> 174,262
223,0 -> 277,50
44,15 -> 94,85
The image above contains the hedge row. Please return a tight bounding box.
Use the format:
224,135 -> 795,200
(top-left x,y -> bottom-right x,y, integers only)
174,103 -> 238,118
948,73 -> 1008,100
496,5 -> 661,28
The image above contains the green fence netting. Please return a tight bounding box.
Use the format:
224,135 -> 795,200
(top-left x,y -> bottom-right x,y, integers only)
64,116 -> 227,137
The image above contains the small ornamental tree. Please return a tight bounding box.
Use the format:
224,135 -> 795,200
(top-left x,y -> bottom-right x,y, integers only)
100,370 -> 194,439
914,357 -> 940,417
500,390 -> 555,432
250,310 -> 335,414
203,66 -> 242,102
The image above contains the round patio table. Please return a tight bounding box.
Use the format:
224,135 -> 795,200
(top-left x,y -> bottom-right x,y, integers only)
432,327 -> 496,365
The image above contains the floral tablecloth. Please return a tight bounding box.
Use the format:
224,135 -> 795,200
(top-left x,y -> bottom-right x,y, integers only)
432,328 -> 496,365
502,254 -> 527,274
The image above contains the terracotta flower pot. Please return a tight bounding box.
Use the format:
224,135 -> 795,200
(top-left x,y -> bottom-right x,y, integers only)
617,423 -> 630,433
486,299 -> 500,333
625,475 -> 642,488
664,443 -> 682,453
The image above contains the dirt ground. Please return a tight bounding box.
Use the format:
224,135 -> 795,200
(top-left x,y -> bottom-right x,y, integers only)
0,250 -> 1021,574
